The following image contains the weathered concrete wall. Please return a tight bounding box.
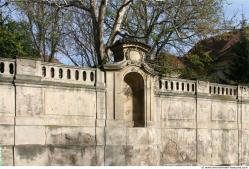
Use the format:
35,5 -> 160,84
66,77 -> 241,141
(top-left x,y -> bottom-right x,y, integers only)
155,78 -> 249,165
1,57 -> 249,166
0,59 -> 15,166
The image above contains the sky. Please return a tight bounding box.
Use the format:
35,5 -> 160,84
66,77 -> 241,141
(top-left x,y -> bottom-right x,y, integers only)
224,0 -> 249,21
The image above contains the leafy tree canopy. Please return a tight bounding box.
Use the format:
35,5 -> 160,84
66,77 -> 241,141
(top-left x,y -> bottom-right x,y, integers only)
181,18 -> 249,84
229,24 -> 249,84
0,14 -> 39,58
147,53 -> 185,77
181,50 -> 214,81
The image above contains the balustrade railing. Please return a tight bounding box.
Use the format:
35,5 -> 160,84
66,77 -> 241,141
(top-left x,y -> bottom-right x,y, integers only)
41,62 -> 96,86
156,77 -> 242,98
209,83 -> 237,97
0,58 -> 15,77
158,78 -> 196,94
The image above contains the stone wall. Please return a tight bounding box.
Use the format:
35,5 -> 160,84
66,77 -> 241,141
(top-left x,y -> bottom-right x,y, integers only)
155,78 -> 243,165
0,57 -> 249,166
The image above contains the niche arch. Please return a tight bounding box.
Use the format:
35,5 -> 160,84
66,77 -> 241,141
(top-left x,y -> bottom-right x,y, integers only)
123,72 -> 145,127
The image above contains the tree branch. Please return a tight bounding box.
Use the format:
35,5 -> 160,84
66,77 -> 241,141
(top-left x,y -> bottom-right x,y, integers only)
107,0 -> 132,47
43,0 -> 91,12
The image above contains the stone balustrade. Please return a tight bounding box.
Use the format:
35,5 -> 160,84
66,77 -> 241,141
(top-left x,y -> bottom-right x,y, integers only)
156,77 -> 249,99
209,83 -> 237,97
157,78 -> 196,94
0,57 -> 247,96
41,62 -> 96,86
0,58 -> 97,86
0,58 -> 15,78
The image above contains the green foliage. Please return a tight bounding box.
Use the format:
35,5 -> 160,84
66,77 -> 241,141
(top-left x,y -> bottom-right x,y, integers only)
229,28 -> 249,84
181,50 -> 214,81
181,19 -> 249,84
156,56 -> 176,76
152,53 -> 184,77
0,16 -> 38,58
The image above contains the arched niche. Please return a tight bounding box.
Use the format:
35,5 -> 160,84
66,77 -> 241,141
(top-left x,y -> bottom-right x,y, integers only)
123,72 -> 145,127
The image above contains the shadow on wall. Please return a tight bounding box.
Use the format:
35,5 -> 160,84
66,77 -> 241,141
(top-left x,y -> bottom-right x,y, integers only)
124,72 -> 145,127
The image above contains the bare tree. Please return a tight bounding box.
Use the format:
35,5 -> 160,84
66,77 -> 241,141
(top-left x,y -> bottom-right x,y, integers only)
12,1 -> 63,62
120,0 -> 226,57
58,0 -> 226,65
42,0 -> 132,66
5,0 -> 227,66
58,8 -> 98,66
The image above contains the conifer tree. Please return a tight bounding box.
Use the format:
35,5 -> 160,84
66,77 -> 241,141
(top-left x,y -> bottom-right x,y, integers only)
229,18 -> 249,84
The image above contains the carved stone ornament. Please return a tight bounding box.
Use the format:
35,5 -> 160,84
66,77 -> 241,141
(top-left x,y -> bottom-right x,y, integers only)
110,39 -> 151,63
197,81 -> 209,93
242,87 -> 249,97
125,49 -> 144,63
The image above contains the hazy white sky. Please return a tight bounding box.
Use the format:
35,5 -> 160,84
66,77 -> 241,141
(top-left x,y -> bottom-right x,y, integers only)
224,0 -> 249,20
